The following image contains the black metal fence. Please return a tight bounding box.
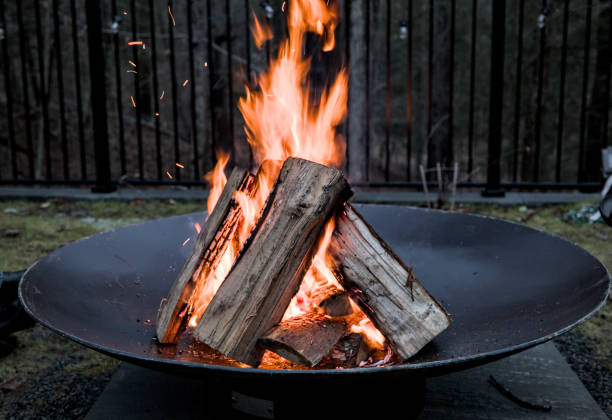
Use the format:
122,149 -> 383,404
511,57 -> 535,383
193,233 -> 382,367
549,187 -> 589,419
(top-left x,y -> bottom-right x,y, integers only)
0,1 -> 610,194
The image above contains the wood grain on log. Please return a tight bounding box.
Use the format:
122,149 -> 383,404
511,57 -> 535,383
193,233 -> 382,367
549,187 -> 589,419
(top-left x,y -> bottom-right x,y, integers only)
259,314 -> 346,367
194,158 -> 351,366
329,204 -> 451,360
156,168 -> 253,343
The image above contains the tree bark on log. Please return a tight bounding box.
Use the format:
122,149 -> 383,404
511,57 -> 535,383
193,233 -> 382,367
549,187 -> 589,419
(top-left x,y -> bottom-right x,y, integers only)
156,167 -> 253,343
259,314 -> 347,367
317,333 -> 369,368
329,204 -> 451,360
194,158 -> 351,366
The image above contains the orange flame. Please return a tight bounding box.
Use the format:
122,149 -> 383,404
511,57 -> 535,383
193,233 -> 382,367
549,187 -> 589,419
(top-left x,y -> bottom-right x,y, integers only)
204,152 -> 230,215
251,12 -> 273,49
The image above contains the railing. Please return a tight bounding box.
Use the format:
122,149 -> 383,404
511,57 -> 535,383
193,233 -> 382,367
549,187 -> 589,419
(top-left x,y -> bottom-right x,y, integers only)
0,1 -> 610,194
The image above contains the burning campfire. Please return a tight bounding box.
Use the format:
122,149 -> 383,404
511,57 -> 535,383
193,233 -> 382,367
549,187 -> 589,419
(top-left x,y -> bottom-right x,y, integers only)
156,0 -> 450,369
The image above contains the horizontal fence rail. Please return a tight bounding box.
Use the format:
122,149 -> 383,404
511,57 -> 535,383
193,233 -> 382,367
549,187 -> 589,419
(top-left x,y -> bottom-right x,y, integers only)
0,0 -> 610,193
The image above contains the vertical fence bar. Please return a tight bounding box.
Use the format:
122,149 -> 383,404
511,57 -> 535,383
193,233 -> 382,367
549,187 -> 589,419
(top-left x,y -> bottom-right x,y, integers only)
34,0 -> 52,179
468,0 -> 477,179
427,0 -> 433,142
111,0 -> 126,175
148,0 -> 162,180
168,0 -> 180,179
555,0 -> 569,182
449,0 -> 455,162
16,1 -> 35,179
86,0 -> 115,192
206,0 -> 217,164
52,0 -> 69,179
578,0 -> 593,183
406,0 -> 413,181
225,0 -> 235,161
0,0 -> 16,179
365,0 -> 370,181
384,0 -> 391,181
603,0 -> 612,147
131,0 -> 144,180
70,0 -> 87,179
512,0 -> 524,182
482,0 -> 505,197
343,0 -> 350,174
533,1 -> 547,182
188,0 -> 200,179
244,0 -> 253,168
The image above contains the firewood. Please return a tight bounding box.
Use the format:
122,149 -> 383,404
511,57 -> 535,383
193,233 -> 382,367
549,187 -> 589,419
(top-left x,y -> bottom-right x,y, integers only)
259,314 -> 347,367
317,333 -> 369,368
319,291 -> 352,317
329,204 -> 451,360
156,167 -> 254,343
194,158 -> 352,366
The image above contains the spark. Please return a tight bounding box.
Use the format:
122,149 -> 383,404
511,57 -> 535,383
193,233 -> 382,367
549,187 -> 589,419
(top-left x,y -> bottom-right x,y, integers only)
282,1 -> 286,12
204,61 -> 208,67
166,171 -> 173,179
183,79 -> 189,87
168,5 -> 176,26
194,223 -> 201,234
160,90 -> 165,100
182,237 -> 191,246
127,70 -> 138,74
154,112 -> 160,117
129,60 -> 136,67
130,96 -> 136,108
175,162 -> 185,168
128,41 -> 142,46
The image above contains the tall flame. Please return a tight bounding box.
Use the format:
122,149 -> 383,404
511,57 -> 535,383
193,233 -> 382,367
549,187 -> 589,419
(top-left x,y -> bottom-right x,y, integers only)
192,0 -> 385,355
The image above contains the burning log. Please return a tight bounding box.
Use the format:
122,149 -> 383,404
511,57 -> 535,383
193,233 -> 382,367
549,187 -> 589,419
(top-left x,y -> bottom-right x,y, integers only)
193,158 -> 352,366
318,291 -> 352,317
317,333 -> 370,368
156,167 -> 254,343
259,314 -> 347,367
329,205 -> 451,361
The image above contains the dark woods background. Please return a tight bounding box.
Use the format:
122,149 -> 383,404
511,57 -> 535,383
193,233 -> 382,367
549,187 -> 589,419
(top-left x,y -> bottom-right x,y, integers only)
0,0 -> 610,189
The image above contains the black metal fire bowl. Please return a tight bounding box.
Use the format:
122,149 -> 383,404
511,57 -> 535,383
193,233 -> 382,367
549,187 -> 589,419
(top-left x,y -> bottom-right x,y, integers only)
18,204 -> 610,385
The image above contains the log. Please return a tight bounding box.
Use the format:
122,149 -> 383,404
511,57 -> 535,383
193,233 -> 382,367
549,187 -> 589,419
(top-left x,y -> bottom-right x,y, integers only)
329,204 -> 451,360
156,167 -> 253,343
317,333 -> 369,368
319,291 -> 352,317
194,158 -> 352,366
259,314 -> 347,367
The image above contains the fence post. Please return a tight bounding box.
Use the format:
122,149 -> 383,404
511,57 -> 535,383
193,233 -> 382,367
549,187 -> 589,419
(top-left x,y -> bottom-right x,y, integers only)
86,0 -> 115,193
482,0 -> 506,197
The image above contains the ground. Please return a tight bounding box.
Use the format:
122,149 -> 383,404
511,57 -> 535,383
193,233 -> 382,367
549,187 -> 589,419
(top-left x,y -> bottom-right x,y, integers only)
0,198 -> 610,418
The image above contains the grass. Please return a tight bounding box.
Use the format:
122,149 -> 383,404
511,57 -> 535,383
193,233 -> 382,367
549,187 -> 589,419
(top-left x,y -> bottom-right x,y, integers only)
0,197 -> 610,416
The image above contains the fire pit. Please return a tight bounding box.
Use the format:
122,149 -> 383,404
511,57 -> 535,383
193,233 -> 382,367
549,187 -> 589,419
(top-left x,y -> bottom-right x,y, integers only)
19,205 -> 609,380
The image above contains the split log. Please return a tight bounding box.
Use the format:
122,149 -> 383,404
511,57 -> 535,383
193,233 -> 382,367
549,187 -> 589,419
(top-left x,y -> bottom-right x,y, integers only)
319,291 -> 352,317
259,314 -> 346,367
156,167 -> 254,343
329,204 -> 451,360
317,333 -> 369,368
194,158 -> 352,366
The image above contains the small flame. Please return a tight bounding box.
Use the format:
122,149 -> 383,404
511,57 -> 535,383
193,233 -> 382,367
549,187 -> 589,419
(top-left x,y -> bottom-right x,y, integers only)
251,12 -> 273,49
204,152 -> 230,215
